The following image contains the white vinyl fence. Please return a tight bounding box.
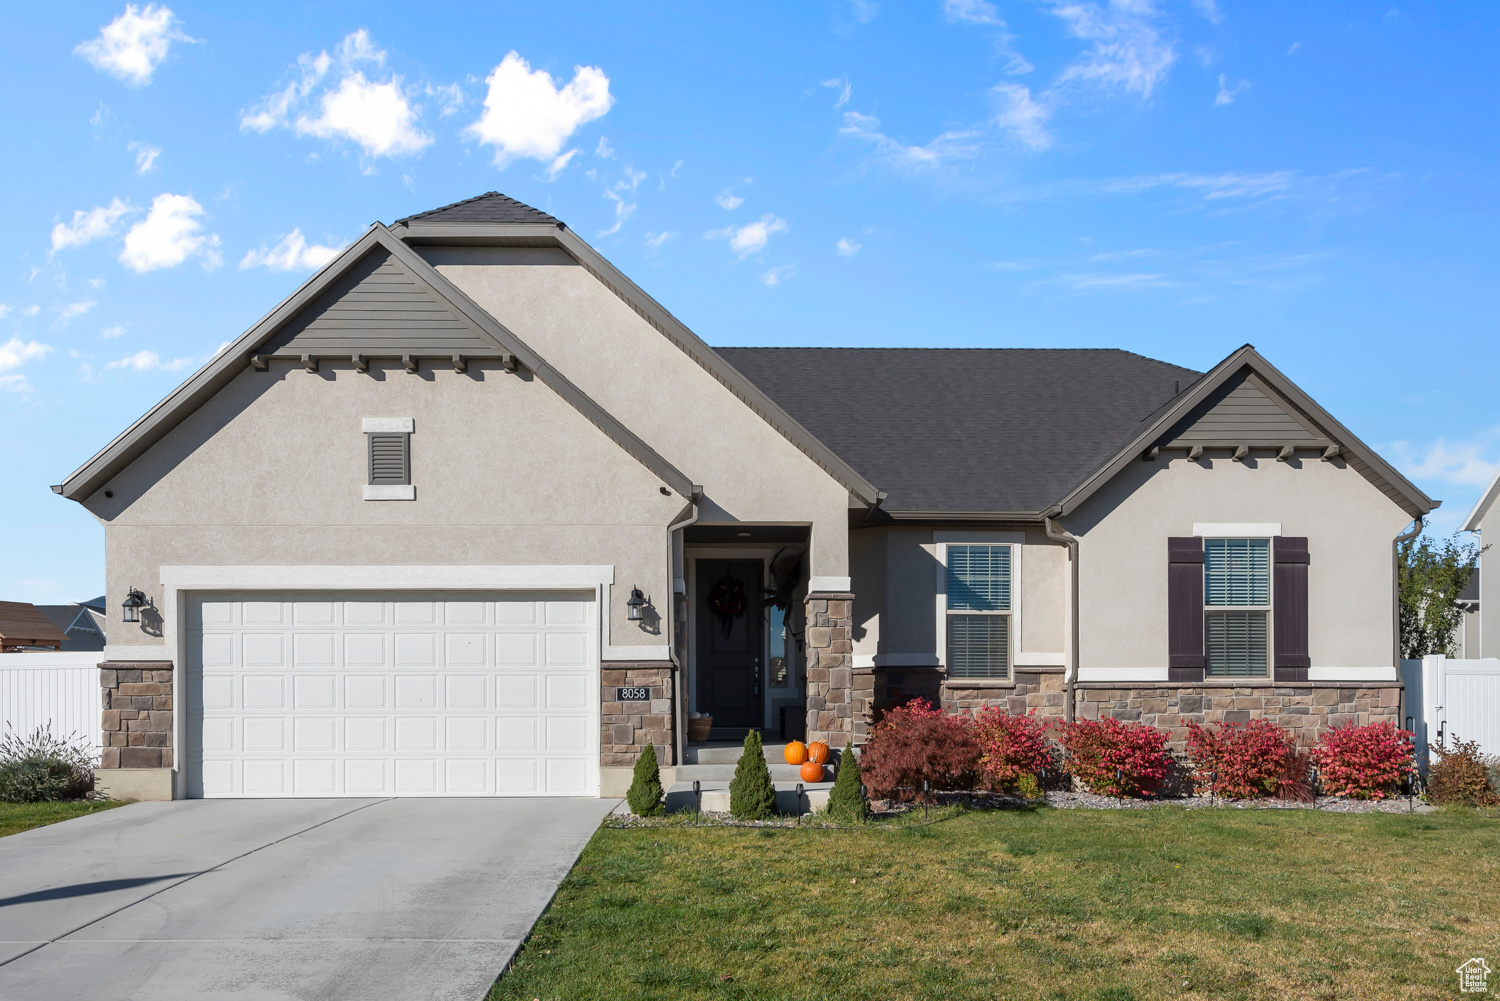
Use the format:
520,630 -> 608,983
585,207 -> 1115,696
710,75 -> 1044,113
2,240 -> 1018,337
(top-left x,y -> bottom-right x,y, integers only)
0,651 -> 102,752
1400,655 -> 1500,757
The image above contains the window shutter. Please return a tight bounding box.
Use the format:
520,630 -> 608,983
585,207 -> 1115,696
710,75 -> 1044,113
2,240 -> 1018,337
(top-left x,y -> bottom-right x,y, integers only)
368,433 -> 409,485
1167,536 -> 1205,681
1273,537 -> 1310,680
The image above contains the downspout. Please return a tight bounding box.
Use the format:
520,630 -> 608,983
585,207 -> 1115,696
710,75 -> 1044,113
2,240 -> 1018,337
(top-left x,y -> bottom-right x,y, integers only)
1393,515 -> 1423,670
667,489 -> 702,770
1045,515 -> 1080,723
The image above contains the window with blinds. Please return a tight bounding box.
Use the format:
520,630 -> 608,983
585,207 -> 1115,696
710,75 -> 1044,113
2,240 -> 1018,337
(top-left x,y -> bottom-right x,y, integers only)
1203,538 -> 1269,676
945,544 -> 1011,679
368,433 -> 410,486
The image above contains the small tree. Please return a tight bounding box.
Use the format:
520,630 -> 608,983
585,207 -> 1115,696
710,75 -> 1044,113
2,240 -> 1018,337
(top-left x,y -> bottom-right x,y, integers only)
626,743 -> 665,816
1399,532 -> 1483,659
827,742 -> 868,823
729,730 -> 778,820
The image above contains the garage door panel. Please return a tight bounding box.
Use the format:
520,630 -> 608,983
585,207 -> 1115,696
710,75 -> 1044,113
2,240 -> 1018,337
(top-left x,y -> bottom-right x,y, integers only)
193,592 -> 596,798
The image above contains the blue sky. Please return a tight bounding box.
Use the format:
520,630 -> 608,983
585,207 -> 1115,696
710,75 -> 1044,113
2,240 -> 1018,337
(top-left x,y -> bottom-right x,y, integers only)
2,1 -> 1497,603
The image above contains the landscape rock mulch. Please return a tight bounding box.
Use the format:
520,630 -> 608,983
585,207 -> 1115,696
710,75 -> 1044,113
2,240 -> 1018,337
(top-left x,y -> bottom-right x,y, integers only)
1042,790 -> 1434,813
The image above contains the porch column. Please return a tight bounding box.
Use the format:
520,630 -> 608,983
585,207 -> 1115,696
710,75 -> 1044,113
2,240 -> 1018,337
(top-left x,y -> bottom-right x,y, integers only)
805,591 -> 855,746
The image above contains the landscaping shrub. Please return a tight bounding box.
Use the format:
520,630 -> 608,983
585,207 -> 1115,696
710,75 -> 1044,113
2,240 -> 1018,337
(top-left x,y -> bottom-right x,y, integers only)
0,724 -> 96,803
859,698 -> 979,802
827,742 -> 868,822
1426,738 -> 1500,807
1184,718 -> 1312,801
626,743 -> 665,816
970,707 -> 1050,796
1311,721 -> 1415,800
728,730 -> 778,820
1057,717 -> 1172,797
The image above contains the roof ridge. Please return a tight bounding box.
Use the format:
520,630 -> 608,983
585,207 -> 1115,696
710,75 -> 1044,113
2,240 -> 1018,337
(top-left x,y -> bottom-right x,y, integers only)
394,191 -> 560,226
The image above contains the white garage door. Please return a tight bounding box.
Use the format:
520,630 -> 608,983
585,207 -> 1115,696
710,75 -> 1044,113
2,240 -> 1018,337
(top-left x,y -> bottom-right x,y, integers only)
186,592 -> 597,797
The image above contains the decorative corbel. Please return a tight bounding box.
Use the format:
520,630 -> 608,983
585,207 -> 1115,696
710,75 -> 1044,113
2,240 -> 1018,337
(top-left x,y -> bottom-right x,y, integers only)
351,353 -> 368,373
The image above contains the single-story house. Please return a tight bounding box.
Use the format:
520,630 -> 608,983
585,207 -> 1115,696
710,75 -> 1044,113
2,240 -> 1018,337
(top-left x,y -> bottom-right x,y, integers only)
55,192 -> 1438,802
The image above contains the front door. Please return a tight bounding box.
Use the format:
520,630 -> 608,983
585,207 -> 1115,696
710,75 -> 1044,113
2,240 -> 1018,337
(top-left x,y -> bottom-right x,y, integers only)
696,560 -> 763,730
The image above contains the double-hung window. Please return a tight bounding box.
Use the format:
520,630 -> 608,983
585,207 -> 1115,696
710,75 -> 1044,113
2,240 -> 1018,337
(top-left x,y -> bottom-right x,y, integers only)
945,544 -> 1012,679
1203,538 -> 1270,677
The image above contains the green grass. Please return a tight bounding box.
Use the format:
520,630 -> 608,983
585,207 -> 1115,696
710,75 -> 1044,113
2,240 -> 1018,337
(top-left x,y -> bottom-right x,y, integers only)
489,805 -> 1500,1001
0,800 -> 123,838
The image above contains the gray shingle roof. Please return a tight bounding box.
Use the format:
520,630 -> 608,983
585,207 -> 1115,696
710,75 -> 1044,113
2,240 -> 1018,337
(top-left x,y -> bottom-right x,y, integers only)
395,192 -> 560,226
716,348 -> 1202,514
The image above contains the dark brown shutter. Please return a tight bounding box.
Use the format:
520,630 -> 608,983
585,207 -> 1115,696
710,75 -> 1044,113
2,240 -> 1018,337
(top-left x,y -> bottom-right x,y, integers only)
1273,537 -> 1310,681
1167,537 -> 1205,682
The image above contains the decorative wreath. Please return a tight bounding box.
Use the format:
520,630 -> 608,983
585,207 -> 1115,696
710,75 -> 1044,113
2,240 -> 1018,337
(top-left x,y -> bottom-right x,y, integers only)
709,574 -> 748,637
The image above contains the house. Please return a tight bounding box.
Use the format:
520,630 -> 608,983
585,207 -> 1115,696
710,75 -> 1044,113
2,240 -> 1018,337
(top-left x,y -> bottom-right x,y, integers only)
34,598 -> 107,653
0,601 -> 71,651
1460,467 -> 1499,656
54,192 -> 1438,802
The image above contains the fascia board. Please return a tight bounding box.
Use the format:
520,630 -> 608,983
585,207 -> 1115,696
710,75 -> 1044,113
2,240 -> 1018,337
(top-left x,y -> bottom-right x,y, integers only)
1462,466 -> 1500,532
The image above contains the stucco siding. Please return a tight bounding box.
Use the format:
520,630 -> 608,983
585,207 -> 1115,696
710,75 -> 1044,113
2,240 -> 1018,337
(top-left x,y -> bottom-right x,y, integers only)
89,359 -> 681,649
422,247 -> 851,577
1481,507 -> 1497,658
1067,454 -> 1409,672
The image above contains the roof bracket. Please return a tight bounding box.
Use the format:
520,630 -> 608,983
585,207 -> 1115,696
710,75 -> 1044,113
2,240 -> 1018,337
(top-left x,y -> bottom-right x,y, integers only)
302,354 -> 317,374
1232,445 -> 1249,462
250,355 -> 268,372
502,353 -> 517,373
352,353 -> 368,373
1276,445 -> 1294,462
1322,444 -> 1341,462
452,354 -> 467,373
1188,445 -> 1204,461
402,354 -> 418,374
1144,446 -> 1160,461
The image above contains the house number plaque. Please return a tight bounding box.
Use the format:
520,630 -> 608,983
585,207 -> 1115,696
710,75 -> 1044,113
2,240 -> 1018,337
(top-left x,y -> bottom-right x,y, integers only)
616,687 -> 651,702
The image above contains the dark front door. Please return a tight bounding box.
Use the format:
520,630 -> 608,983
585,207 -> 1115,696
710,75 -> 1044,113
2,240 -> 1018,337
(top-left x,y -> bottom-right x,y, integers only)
696,560 -> 763,730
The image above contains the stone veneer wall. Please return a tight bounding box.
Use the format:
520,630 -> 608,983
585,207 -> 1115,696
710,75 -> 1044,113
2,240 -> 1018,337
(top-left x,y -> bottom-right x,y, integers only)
600,662 -> 675,767
941,670 -> 1067,719
99,661 -> 173,769
804,592 -> 854,746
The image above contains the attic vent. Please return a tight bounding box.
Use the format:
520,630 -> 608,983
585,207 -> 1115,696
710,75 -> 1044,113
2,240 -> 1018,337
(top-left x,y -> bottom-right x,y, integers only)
362,417 -> 415,500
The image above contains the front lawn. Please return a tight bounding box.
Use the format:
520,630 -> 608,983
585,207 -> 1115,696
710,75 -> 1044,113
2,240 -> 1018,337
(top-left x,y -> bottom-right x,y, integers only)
0,800 -> 122,838
490,805 -> 1499,1000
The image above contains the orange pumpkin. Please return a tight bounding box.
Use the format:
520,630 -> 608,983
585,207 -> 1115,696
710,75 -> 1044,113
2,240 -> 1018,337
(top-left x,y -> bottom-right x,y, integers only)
807,741 -> 830,764
783,740 -> 808,766
800,760 -> 826,783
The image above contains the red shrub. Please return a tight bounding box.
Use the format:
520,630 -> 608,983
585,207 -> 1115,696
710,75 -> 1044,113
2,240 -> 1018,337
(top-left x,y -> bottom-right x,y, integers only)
1057,717 -> 1172,797
1185,718 -> 1311,801
1311,721 -> 1415,800
970,708 -> 1052,793
860,698 -> 979,802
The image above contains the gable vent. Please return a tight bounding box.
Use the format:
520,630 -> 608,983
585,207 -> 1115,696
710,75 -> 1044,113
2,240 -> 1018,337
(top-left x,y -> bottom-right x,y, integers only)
368,434 -> 409,485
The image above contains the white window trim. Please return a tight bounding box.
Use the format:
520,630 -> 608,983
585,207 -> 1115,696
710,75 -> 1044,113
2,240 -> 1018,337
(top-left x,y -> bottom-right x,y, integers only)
1202,538 -> 1273,679
363,484 -> 415,501
362,417 -> 414,433
1193,523 -> 1281,538
934,531 -> 1023,681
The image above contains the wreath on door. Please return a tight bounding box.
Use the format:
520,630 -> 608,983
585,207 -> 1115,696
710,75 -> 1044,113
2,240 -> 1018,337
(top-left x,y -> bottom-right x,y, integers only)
709,574 -> 748,637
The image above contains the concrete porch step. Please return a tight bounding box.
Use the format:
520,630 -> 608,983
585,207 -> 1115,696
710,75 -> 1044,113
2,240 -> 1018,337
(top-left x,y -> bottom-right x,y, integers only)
686,741 -> 819,765
674,762 -> 822,782
665,779 -> 834,816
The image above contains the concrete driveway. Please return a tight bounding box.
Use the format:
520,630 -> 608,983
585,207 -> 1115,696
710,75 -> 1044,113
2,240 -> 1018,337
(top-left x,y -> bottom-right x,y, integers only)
0,797 -> 616,1001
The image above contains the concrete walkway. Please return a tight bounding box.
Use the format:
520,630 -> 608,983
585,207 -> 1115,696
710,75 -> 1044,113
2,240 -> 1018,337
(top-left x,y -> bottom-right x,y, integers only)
0,797 -> 616,1001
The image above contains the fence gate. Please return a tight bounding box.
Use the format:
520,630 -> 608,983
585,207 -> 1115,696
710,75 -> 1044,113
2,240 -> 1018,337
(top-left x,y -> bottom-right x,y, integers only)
1402,655 -> 1500,757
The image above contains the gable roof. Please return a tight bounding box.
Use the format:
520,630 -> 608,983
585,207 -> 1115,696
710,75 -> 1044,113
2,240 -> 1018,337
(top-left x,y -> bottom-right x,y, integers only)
395,191 -> 561,226
717,348 -> 1197,514
1055,344 -> 1438,520
1462,466 -> 1500,532
55,223 -> 694,503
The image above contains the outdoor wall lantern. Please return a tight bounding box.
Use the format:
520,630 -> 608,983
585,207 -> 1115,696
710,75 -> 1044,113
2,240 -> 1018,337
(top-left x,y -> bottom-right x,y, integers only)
121,588 -> 147,623
626,587 -> 650,621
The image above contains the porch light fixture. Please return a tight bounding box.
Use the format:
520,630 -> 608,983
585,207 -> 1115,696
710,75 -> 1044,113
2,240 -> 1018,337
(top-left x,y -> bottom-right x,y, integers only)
121,588 -> 147,623
626,587 -> 649,622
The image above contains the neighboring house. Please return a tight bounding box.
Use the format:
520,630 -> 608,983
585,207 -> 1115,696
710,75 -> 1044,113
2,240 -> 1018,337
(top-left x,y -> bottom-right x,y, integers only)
1460,467 -> 1500,657
1454,575 -> 1480,659
53,192 -> 1439,802
34,597 -> 107,653
0,601 -> 70,651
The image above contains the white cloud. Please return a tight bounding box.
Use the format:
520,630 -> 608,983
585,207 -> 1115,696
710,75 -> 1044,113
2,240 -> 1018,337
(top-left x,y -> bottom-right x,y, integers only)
425,81 -> 465,116
839,111 -> 981,168
465,51 -> 613,168
0,337 -> 50,374
993,83 -> 1053,150
600,190 -> 635,237
1214,74 -> 1250,106
243,30 -> 430,160
0,304 -> 9,319
836,237 -> 862,256
1104,171 -> 1295,200
120,193 -> 221,273
707,215 -> 788,258
1049,0 -> 1176,99
0,374 -> 32,393
239,229 -> 343,272
57,301 -> 96,321
74,4 -> 194,86
1038,271 -> 1173,292
543,149 -> 580,180
22,305 -> 40,317
715,189 -> 745,210
943,0 -> 1005,25
102,325 -> 127,339
849,0 -> 879,23
1191,0 -> 1224,24
1288,42 -> 1301,56
761,264 -> 797,287
1389,435 -> 1500,489
822,76 -> 852,108
129,142 -> 161,173
595,136 -> 616,159
51,199 -> 134,254
106,349 -> 193,373
645,231 -> 676,249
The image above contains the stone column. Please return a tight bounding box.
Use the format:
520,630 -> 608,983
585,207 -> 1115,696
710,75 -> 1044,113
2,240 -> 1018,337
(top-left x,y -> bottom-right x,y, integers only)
600,662 -> 675,767
805,591 -> 854,746
96,661 -> 174,801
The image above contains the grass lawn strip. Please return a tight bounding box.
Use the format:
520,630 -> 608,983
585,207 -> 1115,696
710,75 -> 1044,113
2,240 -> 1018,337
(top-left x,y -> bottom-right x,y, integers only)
0,800 -> 123,838
490,805 -> 1499,1001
